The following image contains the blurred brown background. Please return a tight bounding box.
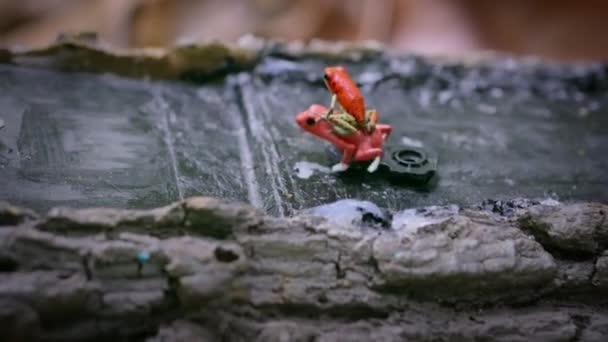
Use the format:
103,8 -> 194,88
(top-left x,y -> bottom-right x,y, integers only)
1,0 -> 607,62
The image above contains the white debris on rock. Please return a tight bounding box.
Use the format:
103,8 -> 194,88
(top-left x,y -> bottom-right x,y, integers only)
294,161 -> 331,179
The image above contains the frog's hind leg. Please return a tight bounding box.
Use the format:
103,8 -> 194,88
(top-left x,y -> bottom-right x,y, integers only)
376,124 -> 392,139
367,156 -> 381,173
364,109 -> 378,133
355,148 -> 383,173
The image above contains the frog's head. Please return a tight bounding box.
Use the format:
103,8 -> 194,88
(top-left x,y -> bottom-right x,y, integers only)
296,104 -> 334,140
323,66 -> 347,93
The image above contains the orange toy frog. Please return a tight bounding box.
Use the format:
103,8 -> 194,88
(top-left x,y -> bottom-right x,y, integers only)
323,66 -> 378,133
296,104 -> 392,173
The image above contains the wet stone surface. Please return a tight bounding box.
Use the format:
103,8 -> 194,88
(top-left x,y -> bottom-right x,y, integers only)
1,54 -> 607,215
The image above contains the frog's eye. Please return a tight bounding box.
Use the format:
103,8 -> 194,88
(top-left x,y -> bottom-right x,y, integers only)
323,73 -> 329,81
306,117 -> 316,126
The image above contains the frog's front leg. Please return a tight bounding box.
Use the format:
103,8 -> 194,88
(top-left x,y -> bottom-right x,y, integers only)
324,94 -> 338,116
334,144 -> 356,172
318,132 -> 356,172
325,94 -> 351,118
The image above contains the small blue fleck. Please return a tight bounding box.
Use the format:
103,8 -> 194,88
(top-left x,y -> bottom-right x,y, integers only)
137,251 -> 151,263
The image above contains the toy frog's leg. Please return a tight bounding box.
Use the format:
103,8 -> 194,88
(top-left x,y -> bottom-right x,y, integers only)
332,162 -> 350,172
355,148 -> 383,173
335,143 -> 356,172
367,156 -> 381,173
317,132 -> 356,172
375,124 -> 392,139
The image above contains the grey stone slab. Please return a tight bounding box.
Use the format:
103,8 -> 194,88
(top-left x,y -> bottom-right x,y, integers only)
248,57 -> 608,212
1,53 -> 608,215
0,66 -> 181,211
155,83 -> 248,204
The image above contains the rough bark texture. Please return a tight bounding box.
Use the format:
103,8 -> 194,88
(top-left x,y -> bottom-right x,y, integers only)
1,197 -> 607,341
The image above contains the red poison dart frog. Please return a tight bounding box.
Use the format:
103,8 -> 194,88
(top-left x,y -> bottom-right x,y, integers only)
296,104 -> 392,173
323,66 -> 378,133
